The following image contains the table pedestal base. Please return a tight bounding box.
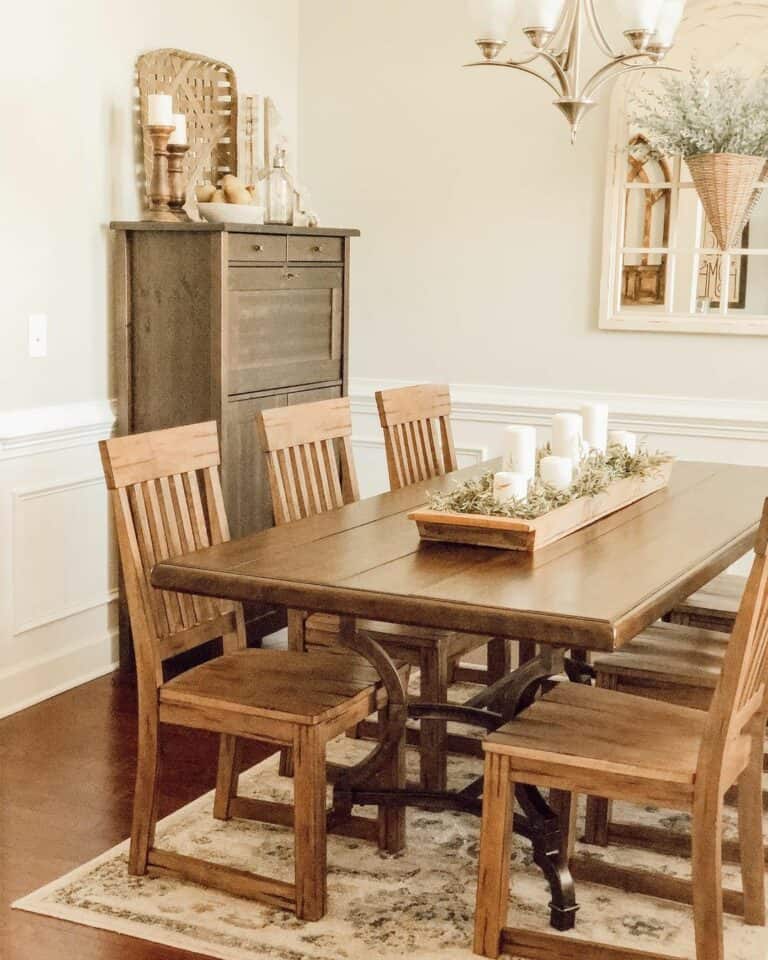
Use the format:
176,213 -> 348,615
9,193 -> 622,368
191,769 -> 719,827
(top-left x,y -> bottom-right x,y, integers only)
333,641 -> 591,932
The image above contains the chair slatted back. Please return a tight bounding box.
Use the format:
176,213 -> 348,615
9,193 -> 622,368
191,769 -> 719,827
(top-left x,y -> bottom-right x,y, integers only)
100,422 -> 245,686
700,499 -> 768,777
375,384 -> 457,491
256,397 -> 359,526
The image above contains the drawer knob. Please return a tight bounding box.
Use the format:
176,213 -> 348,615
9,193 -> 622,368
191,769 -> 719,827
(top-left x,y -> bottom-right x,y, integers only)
286,272 -> 297,279
311,245 -> 322,252
253,244 -> 264,252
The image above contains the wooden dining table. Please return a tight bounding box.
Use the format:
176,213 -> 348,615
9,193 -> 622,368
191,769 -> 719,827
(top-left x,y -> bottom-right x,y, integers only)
153,457 -> 768,932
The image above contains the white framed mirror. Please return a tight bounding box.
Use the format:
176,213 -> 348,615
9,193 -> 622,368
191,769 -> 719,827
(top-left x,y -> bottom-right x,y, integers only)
599,0 -> 768,335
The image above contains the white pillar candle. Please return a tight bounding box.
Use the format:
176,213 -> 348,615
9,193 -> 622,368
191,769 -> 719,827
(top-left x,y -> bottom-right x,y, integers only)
551,413 -> 584,465
539,456 -> 573,491
608,430 -> 637,455
168,113 -> 187,145
502,425 -> 537,479
147,93 -> 174,126
581,403 -> 608,454
493,472 -> 528,503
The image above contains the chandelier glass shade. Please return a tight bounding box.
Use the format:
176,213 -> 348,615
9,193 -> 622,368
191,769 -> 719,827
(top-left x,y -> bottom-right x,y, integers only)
465,0 -> 686,140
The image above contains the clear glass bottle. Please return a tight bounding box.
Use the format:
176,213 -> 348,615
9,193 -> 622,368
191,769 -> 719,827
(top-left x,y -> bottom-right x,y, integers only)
267,145 -> 293,225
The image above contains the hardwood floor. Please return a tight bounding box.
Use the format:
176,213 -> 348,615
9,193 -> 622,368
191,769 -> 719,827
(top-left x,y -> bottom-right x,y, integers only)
0,671 -> 273,960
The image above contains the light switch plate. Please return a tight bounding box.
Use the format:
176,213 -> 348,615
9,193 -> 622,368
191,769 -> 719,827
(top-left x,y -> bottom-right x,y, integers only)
28,314 -> 47,358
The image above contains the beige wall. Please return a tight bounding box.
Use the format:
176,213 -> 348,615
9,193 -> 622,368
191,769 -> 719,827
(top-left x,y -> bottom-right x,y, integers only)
0,0 -> 300,414
297,0 -> 767,400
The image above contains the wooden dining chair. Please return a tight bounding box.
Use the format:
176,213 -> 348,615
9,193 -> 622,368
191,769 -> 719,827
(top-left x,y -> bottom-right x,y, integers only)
473,502 -> 768,960
100,421 -> 405,922
584,583 -> 765,856
375,382 -> 458,490
666,572 -> 744,633
255,394 -> 494,792
375,384 -> 518,682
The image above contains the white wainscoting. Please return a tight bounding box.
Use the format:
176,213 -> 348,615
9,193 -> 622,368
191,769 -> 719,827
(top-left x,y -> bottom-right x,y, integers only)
0,400 -> 117,719
1,382 -> 766,718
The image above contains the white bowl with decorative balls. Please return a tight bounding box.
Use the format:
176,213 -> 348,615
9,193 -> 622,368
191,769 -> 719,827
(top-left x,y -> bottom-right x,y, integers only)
198,202 -> 265,225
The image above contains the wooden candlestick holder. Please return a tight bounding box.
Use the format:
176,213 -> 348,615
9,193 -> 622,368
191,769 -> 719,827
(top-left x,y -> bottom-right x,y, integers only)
145,124 -> 177,222
167,143 -> 192,221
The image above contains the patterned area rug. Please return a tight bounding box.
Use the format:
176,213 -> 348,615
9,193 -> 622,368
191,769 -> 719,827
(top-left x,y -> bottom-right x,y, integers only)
13,726 -> 768,960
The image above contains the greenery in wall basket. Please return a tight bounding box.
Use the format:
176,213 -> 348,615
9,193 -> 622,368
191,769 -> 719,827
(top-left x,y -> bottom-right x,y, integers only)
427,444 -> 672,523
631,61 -> 768,249
631,61 -> 768,158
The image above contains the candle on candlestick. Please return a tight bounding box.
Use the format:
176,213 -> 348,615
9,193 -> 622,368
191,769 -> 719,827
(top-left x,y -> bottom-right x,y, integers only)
493,472 -> 528,503
147,93 -> 174,126
502,425 -> 536,480
168,113 -> 187,145
582,403 -> 608,454
608,430 -> 637,455
539,456 -> 573,491
551,413 -> 583,465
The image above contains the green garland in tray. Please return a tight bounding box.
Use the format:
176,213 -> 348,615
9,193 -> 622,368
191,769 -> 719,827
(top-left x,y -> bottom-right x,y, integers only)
426,443 -> 672,522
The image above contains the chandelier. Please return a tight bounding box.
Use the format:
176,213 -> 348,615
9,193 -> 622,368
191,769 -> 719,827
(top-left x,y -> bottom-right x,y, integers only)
465,0 -> 686,141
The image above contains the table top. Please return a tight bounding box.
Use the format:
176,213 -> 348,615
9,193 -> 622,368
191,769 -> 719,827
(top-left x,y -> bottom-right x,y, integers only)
152,460 -> 768,652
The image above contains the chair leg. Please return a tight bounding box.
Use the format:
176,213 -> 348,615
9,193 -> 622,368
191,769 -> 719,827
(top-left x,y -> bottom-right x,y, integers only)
549,789 -> 577,863
128,710 -> 161,876
213,734 -> 242,821
584,672 -> 616,846
739,723 -> 767,926
474,753 -> 513,959
583,795 -> 612,846
486,638 -> 511,684
419,646 -> 449,791
691,789 -> 725,960
377,700 -> 407,855
293,725 -> 327,922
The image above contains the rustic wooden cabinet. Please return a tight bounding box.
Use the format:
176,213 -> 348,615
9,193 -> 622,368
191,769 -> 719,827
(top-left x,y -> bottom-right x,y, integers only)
111,222 -> 358,661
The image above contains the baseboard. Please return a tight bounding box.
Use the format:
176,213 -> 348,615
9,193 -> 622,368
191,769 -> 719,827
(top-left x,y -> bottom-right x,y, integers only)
0,632 -> 118,720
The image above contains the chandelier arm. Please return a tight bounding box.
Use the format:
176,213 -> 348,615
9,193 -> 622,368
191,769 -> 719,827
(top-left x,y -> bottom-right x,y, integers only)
563,0 -> 584,77
584,0 -> 622,59
553,0 -> 580,60
581,60 -> 678,101
463,60 -> 565,98
532,50 -> 571,95
502,51 -> 549,68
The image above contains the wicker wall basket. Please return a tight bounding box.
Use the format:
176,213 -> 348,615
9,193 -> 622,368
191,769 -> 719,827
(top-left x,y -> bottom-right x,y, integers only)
688,153 -> 767,250
136,49 -> 239,218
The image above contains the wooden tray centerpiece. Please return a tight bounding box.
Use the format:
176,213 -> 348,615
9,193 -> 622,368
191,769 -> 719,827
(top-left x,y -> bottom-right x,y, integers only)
410,445 -> 674,553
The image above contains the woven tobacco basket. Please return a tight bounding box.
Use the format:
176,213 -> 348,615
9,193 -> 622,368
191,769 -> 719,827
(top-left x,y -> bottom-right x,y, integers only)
136,48 -> 239,217
688,153 -> 767,250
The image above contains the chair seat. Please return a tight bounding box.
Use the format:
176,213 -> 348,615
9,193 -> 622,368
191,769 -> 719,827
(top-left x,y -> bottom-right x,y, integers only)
484,682 -> 707,790
669,573 -> 744,631
592,622 -> 728,689
160,648 -> 394,726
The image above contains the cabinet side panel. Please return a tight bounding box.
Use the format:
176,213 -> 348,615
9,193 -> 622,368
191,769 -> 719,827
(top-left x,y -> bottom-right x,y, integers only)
131,233 -> 218,431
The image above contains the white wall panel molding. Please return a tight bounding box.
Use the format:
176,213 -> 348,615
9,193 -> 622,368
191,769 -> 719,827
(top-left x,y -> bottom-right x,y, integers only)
11,473 -> 116,637
0,398 -> 117,717
0,400 -> 115,460
350,378 -> 768,443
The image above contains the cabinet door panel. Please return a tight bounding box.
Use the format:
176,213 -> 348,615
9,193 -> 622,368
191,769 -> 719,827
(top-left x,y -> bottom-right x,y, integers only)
228,268 -> 343,394
222,393 -> 286,538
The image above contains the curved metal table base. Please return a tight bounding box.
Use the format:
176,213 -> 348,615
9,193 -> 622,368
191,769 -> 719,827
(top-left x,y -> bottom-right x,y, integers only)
330,621 -> 586,933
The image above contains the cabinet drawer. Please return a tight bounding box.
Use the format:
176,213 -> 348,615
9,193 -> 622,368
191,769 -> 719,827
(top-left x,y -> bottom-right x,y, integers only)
288,236 -> 343,263
229,234 -> 286,262
228,268 -> 343,394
